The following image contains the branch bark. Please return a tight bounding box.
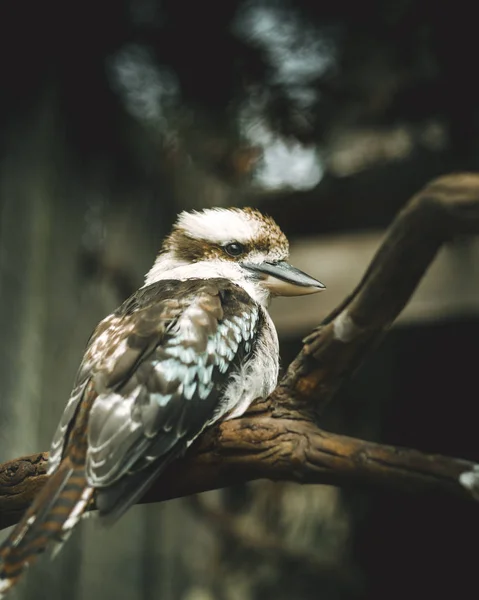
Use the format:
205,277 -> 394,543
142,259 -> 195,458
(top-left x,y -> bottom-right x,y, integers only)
2,173 -> 479,531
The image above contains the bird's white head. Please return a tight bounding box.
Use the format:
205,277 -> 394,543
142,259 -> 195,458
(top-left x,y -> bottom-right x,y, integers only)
144,207 -> 325,306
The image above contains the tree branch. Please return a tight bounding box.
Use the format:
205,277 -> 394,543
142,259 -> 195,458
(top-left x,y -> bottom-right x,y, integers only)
2,173 -> 479,531
273,173 -> 479,415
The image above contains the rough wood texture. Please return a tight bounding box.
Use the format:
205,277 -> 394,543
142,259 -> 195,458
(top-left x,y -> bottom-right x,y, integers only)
1,173 -> 479,531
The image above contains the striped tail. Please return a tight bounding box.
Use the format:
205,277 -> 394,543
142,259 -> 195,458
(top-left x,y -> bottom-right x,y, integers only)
0,458 -> 93,597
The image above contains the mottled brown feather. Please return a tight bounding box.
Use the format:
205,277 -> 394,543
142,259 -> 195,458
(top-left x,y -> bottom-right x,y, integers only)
160,207 -> 289,263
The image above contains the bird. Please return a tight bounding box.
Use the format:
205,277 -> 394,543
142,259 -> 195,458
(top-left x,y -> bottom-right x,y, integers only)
0,207 -> 324,596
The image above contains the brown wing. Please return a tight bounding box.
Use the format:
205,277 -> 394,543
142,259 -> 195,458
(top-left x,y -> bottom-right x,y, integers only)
48,278 -> 260,518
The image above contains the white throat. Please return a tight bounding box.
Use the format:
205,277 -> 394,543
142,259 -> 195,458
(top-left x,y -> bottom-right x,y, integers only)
144,255 -> 271,307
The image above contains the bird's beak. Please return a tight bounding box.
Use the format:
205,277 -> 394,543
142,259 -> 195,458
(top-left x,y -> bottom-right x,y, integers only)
242,261 -> 325,297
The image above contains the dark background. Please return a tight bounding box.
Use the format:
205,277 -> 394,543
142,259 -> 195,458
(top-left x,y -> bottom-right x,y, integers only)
0,1 -> 478,598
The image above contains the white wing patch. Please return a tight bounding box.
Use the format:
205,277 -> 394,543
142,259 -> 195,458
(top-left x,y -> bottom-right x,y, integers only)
85,302 -> 261,488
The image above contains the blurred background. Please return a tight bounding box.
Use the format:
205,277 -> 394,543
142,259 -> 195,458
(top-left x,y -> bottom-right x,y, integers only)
1,0 -> 479,598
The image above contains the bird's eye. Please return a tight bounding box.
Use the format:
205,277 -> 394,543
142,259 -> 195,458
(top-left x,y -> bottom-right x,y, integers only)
224,242 -> 245,257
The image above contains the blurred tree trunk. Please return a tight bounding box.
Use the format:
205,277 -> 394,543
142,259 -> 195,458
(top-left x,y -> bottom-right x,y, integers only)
0,89 -> 198,600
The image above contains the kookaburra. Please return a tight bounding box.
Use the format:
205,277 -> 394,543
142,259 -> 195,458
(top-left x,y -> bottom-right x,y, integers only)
0,207 -> 324,595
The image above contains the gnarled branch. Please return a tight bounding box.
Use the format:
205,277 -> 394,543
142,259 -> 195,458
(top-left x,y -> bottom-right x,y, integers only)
1,173 -> 479,531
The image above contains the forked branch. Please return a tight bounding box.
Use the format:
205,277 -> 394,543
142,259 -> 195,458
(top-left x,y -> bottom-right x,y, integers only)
2,173 -> 479,531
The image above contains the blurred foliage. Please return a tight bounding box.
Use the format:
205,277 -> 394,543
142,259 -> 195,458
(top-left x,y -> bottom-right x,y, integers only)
1,0 -> 479,216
